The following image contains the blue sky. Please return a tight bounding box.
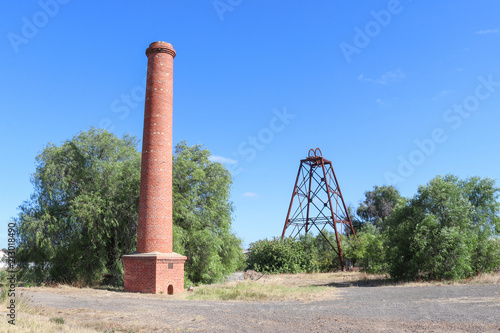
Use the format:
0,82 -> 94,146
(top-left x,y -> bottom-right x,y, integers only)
1,1 -> 499,249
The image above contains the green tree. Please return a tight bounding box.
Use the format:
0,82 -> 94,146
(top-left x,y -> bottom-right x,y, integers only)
247,232 -> 348,274
384,175 -> 500,281
345,223 -> 386,273
311,231 -> 343,271
298,233 -> 320,270
172,141 -> 244,285
16,130 -> 244,286
16,128 -> 141,285
455,175 -> 500,272
346,205 -> 364,235
357,185 -> 401,228
246,237 -> 317,274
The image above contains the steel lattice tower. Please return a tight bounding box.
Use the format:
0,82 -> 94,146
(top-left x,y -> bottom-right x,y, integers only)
281,148 -> 356,271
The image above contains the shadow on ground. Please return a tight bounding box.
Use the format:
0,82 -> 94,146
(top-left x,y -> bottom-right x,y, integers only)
319,278 -> 398,288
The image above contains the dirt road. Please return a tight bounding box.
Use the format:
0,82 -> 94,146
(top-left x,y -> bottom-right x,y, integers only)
24,284 -> 500,332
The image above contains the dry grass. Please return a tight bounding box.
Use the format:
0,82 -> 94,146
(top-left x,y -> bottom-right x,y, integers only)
187,271 -> 392,301
0,313 -> 99,333
458,272 -> 500,284
1,271 -> 498,332
389,271 -> 500,287
186,269 -> 494,301
188,281 -> 335,302
0,294 -> 99,333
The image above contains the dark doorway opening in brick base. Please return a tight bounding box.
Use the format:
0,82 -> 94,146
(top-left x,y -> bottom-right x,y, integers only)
168,285 -> 173,295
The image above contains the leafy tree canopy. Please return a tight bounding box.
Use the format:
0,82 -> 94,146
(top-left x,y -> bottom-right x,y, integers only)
357,185 -> 401,228
246,236 -> 319,274
16,130 -> 243,286
16,128 -> 141,285
345,223 -> 386,273
346,205 -> 364,236
384,175 -> 500,281
173,141 -> 244,285
246,232 -> 345,274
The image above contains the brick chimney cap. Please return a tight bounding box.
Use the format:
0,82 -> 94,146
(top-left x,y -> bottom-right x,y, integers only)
146,41 -> 176,58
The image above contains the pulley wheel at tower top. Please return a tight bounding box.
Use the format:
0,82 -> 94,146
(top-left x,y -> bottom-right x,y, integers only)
308,148 -> 322,158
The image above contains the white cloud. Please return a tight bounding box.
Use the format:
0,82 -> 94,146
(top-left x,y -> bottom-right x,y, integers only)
432,89 -> 454,100
242,192 -> 259,198
375,99 -> 389,107
209,155 -> 237,164
475,29 -> 500,34
358,70 -> 406,85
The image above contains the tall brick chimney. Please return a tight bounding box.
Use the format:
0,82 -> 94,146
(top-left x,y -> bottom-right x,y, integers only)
137,41 -> 175,254
122,41 -> 187,294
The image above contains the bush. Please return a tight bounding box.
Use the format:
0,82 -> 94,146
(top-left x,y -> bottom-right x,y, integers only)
384,175 -> 500,281
246,233 -> 347,274
246,237 -> 318,274
345,223 -> 387,273
472,237 -> 500,273
310,232 -> 342,272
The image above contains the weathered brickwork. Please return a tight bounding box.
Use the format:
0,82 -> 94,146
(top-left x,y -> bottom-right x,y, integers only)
123,41 -> 186,294
123,253 -> 186,294
138,41 -> 175,254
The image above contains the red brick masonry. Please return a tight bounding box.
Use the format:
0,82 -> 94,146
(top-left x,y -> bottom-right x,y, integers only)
123,41 -> 186,294
122,252 -> 186,294
138,41 -> 175,254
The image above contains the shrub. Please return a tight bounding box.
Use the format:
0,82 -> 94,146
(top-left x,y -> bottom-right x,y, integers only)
345,223 -> 387,273
384,175 -> 500,281
246,237 -> 318,274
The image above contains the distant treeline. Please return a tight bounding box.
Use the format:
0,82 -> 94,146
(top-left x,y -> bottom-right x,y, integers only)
247,177 -> 500,281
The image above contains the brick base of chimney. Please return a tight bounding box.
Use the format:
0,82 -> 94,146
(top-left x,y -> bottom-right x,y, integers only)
122,252 -> 187,294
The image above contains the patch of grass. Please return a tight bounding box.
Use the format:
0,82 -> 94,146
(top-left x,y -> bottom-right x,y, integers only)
188,280 -> 336,302
0,285 -> 98,333
93,285 -> 124,292
5,271 -> 498,332
186,271 -> 402,301
49,317 -> 65,324
28,305 -> 140,333
462,272 -> 500,284
187,271 -> 500,301
0,307 -> 98,333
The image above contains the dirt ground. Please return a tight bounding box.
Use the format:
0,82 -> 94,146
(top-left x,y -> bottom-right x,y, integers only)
16,275 -> 500,332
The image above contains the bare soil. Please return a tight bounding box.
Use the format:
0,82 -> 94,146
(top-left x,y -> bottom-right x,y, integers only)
17,274 -> 500,332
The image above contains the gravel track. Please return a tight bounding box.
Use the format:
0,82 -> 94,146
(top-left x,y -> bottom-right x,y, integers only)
24,284 -> 500,332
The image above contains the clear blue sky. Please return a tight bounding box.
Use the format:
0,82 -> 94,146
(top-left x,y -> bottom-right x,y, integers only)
1,1 -> 499,249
